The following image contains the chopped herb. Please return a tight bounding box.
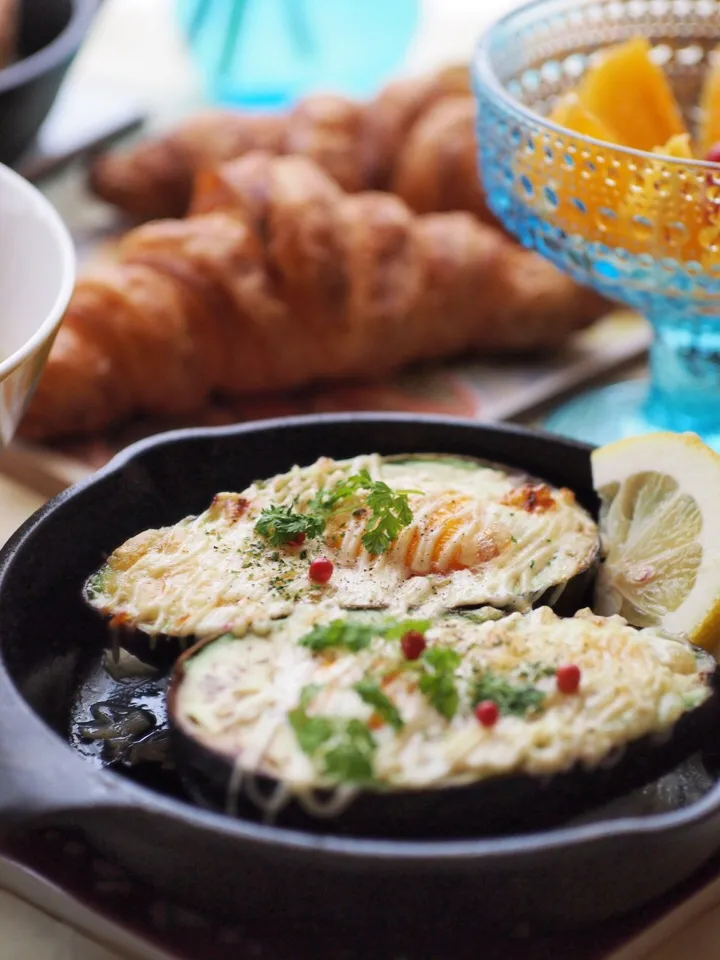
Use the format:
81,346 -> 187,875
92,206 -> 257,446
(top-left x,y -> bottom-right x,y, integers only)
308,471 -> 371,513
471,670 -> 546,717
259,468 -> 419,556
299,684 -> 321,709
300,549 -> 308,560
288,687 -> 332,758
323,720 -> 376,782
299,619 -> 375,653
311,468 -> 419,555
516,661 -> 557,683
288,706 -> 334,754
362,477 -> 417,555
254,505 -> 325,546
298,616 -> 430,654
354,679 -> 404,730
269,571 -> 293,590
289,687 -> 376,784
381,618 -> 431,640
423,647 -> 461,671
418,647 -> 461,719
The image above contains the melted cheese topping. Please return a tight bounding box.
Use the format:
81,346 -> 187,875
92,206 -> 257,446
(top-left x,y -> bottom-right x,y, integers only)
174,607 -> 712,795
86,454 -> 598,639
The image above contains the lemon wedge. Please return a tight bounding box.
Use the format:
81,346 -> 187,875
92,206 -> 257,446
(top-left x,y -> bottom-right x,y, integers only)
591,432 -> 720,652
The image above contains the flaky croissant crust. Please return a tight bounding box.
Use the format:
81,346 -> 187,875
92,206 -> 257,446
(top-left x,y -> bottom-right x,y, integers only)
88,65 -> 478,221
22,152 -> 607,441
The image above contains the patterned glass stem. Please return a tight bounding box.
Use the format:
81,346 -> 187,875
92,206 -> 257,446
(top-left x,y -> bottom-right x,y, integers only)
646,307 -> 720,435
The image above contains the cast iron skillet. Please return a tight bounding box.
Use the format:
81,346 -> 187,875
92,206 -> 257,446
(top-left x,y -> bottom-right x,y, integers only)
1,414 -> 720,943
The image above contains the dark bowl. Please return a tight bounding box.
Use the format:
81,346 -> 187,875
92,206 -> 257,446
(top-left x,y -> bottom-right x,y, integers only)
0,0 -> 98,166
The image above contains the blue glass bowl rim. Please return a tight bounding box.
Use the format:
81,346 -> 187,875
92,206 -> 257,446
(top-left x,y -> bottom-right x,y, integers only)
471,0 -> 720,175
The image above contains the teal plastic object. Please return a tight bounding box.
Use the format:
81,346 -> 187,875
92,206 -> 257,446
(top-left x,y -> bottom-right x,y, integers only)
177,0 -> 419,110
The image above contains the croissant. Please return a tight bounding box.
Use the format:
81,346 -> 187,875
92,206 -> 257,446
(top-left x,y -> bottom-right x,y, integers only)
21,152 -> 608,441
88,65 -> 477,222
392,95 -> 496,225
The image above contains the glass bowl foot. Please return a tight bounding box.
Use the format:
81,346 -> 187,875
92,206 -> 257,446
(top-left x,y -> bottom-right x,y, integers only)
543,381 -> 720,450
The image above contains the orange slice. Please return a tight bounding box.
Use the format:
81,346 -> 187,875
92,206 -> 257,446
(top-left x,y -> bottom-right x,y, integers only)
699,48 -> 720,158
549,93 -> 620,142
576,38 -> 687,152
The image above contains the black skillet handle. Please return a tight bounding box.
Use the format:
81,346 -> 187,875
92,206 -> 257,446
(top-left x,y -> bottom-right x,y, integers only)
0,668 -> 125,823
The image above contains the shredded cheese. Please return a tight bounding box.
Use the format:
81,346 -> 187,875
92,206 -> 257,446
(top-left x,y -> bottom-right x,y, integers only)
87,454 -> 599,639
174,607 -> 712,801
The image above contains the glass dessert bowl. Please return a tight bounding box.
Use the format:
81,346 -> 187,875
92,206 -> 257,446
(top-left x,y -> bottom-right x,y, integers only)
473,0 -> 720,447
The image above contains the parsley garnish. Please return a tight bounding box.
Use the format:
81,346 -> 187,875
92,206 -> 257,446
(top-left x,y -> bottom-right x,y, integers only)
381,618 -> 431,640
299,684 -> 321,708
300,619 -> 375,653
288,691 -> 334,753
323,720 -> 376,782
254,505 -> 325,546
418,647 -> 461,719
256,468 -> 419,555
308,472 -> 368,513
298,617 -> 431,654
359,473 -> 417,555
312,468 -> 419,555
288,685 -> 376,784
516,661 -> 557,683
354,679 -> 404,730
471,670 -> 546,717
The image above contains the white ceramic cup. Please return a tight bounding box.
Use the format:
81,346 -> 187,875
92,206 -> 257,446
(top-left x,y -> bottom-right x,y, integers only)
0,163 -> 75,446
